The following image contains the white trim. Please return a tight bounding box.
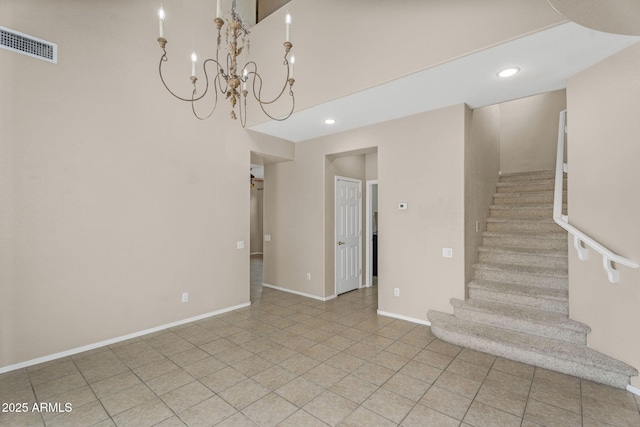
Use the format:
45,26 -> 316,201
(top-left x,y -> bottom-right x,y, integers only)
627,384 -> 640,397
262,282 -> 336,301
250,252 -> 264,255
377,310 -> 431,326
365,180 -> 378,288
0,302 -> 251,375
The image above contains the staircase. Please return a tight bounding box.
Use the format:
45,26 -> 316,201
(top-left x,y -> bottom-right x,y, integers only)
428,170 -> 638,388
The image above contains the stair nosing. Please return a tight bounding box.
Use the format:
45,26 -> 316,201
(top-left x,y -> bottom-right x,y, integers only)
474,262 -> 568,277
468,279 -> 568,300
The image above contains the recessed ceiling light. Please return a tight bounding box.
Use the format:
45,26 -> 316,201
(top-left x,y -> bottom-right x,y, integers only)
497,67 -> 520,78
323,118 -> 336,125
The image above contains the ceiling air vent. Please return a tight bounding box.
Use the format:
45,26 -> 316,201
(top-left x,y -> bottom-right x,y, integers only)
0,26 -> 57,63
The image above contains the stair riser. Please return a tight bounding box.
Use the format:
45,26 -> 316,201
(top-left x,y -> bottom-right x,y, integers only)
499,172 -> 556,182
489,207 -> 554,219
493,194 -> 563,205
453,306 -> 586,345
483,236 -> 568,250
479,252 -> 568,269
486,221 -> 565,234
474,269 -> 567,289
497,183 -> 558,193
430,325 -> 631,389
469,288 -> 569,315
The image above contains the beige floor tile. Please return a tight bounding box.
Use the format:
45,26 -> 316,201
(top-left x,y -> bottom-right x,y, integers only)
242,393 -> 298,427
181,355 -> 228,379
434,371 -> 482,400
168,347 -> 210,367
483,368 -> 532,396
45,400 -> 111,427
198,338 -> 240,357
303,391 -> 358,427
218,378 -> 270,410
340,406 -> 397,427
302,343 -> 341,362
303,363 -> 348,388
0,410 -> 45,427
362,387 -> 415,423
446,358 -> 491,383
116,348 -> 167,370
352,361 -> 396,386
385,341 -> 422,359
0,369 -> 32,398
524,398 -> 582,427
370,350 -> 410,372
91,371 -> 143,399
214,411 -> 259,426
412,349 -> 455,370
583,394 -> 640,427
161,380 -> 214,413
100,382 -> 157,416
27,360 -> 79,386
251,365 -> 298,390
200,367 -> 247,393
276,377 -> 325,407
279,353 -> 321,375
533,367 -> 580,394
154,416 -> 187,427
400,360 -> 443,385
323,335 -> 356,351
475,382 -> 528,417
401,404 -> 460,427
32,372 -> 88,401
455,348 -> 497,368
215,347 -> 255,365
259,344 -> 297,364
325,352 -> 366,373
230,354 -> 274,377
463,400 -> 522,427
145,368 -> 195,395
420,385 -> 472,420
529,380 -> 581,414
383,372 -> 430,402
133,357 -> 180,382
329,374 -> 379,404
492,357 -> 535,380
582,380 -> 638,412
178,395 -> 237,427
426,339 -> 463,357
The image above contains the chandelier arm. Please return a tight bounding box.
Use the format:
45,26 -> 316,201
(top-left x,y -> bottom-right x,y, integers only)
250,71 -> 296,121
243,61 -> 292,106
190,73 -> 221,120
158,49 -> 211,103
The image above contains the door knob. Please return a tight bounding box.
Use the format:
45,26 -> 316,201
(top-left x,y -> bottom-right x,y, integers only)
337,241 -> 345,245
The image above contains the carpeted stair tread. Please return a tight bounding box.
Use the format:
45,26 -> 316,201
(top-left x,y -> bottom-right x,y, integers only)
474,262 -> 568,278
468,279 -> 567,301
483,231 -> 567,240
498,170 -> 556,181
450,298 -> 589,333
427,311 -> 638,388
478,246 -> 567,258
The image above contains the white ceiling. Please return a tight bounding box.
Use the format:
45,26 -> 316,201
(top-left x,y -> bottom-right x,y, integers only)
249,22 -> 640,143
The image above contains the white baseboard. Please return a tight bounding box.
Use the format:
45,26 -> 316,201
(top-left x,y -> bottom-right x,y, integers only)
262,282 -> 335,301
627,384 -> 640,396
250,252 -> 263,255
0,301 -> 251,375
377,310 -> 431,326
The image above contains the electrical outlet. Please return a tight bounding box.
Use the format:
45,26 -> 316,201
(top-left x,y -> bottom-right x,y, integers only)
182,292 -> 188,303
264,234 -> 271,242
237,240 -> 245,249
394,288 -> 400,297
442,248 -> 453,258
307,272 -> 311,280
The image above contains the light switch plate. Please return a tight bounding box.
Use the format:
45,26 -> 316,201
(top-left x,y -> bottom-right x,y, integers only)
442,248 -> 453,258
237,241 -> 245,249
264,234 -> 271,242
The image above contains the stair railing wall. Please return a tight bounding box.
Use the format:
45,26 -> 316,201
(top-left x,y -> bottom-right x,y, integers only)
554,109 -> 639,283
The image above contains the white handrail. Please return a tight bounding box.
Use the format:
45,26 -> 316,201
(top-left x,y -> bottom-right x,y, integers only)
554,109 -> 639,283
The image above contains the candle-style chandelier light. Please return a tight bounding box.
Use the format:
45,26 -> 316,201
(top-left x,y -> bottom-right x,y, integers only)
156,0 -> 296,126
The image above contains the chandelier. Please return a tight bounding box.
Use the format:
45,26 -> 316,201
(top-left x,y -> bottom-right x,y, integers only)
156,0 -> 296,126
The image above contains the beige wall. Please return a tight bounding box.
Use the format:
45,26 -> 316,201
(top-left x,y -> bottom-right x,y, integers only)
0,0 -> 257,368
566,43 -> 640,387
499,90 -> 567,173
263,105 -> 466,320
465,105 -> 502,285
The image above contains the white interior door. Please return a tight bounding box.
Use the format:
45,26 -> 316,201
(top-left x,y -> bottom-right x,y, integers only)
336,177 -> 361,295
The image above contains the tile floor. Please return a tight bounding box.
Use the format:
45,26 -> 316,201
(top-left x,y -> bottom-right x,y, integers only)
1,255 -> 639,426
